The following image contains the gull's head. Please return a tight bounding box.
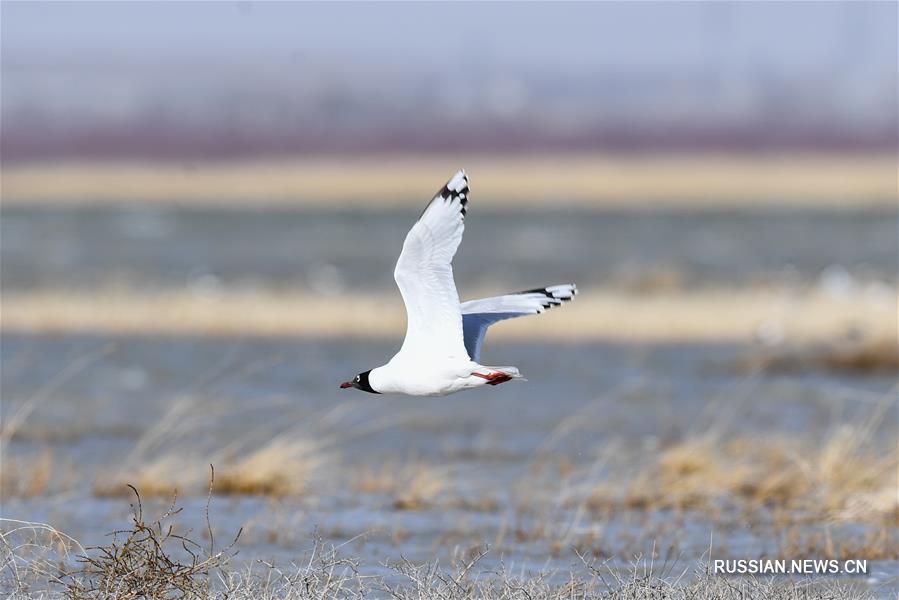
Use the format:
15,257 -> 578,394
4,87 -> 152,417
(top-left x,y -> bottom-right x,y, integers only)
339,369 -> 379,394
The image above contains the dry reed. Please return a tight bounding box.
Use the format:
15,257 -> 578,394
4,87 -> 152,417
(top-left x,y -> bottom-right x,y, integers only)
589,405 -> 897,526
3,286 -> 895,344
1,503 -> 885,600
353,459 -> 450,510
60,484 -> 239,600
3,153 -> 895,209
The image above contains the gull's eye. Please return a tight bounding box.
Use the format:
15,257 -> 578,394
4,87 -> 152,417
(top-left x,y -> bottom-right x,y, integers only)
355,376 -> 360,382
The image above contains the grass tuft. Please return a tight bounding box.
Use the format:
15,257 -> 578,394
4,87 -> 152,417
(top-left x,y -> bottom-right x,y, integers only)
745,337 -> 899,374
92,454 -> 199,498
62,478 -> 240,599
1,452 -> 54,499
591,410 -> 897,525
352,459 -> 449,510
215,439 -> 323,497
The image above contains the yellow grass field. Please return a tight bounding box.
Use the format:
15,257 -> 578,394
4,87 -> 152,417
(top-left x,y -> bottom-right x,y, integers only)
2,153 -> 896,209
1,287 -> 894,343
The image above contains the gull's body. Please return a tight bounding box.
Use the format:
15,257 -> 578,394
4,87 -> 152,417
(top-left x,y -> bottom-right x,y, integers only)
340,171 -> 576,397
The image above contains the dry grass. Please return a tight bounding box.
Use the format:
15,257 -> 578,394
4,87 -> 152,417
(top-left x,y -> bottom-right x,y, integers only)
90,392 -> 217,498
777,526 -> 899,561
94,438 -> 326,499
0,453 -> 54,499
1,341 -> 894,597
93,454 -> 202,498
353,459 -> 450,510
2,510 -> 883,599
2,153 -> 895,209
215,438 -> 324,497
60,485 -> 239,600
88,381 -> 407,501
1,519 -> 86,596
746,337 -> 899,374
590,409 -> 898,525
91,386 -> 331,499
2,286 -> 895,343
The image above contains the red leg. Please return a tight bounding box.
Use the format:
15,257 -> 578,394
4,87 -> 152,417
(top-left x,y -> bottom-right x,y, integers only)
472,372 -> 514,386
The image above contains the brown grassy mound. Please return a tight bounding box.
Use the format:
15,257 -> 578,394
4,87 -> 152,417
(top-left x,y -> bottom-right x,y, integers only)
590,413 -> 897,526
746,338 -> 899,374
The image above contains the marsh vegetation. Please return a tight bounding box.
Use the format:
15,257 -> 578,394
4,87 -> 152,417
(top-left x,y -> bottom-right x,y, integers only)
2,184 -> 896,597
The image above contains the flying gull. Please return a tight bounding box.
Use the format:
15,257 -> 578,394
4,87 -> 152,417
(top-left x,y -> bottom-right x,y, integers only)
340,170 -> 576,396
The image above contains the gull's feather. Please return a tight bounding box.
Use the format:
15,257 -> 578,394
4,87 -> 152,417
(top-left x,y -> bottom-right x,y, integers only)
393,170 -> 470,361
461,284 -> 577,361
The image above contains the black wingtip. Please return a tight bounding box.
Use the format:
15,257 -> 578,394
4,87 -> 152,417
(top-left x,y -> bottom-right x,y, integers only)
435,169 -> 469,217
514,284 -> 578,311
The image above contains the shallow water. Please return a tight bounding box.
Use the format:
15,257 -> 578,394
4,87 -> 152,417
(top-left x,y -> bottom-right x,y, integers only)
3,335 -> 892,458
2,335 -> 895,594
1,204 -> 896,594
2,207 -> 896,292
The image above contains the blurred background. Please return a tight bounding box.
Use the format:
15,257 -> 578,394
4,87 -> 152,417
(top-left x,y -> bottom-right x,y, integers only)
1,1 -> 897,595
2,2 -> 898,159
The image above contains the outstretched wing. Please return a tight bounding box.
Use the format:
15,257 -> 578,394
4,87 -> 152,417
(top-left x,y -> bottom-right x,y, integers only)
461,284 -> 577,362
393,170 -> 471,361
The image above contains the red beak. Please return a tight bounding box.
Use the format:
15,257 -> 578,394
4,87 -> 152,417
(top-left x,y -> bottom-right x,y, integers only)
339,381 -> 353,389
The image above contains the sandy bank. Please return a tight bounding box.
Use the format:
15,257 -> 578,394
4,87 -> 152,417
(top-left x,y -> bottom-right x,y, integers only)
3,153 -> 896,210
2,287 -> 894,343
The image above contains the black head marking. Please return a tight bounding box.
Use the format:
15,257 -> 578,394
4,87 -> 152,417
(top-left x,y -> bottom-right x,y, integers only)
356,369 -> 380,394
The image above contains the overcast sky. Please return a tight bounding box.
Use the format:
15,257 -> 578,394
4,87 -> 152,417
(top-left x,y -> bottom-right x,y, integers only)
2,1 -> 896,159
4,1 -> 896,76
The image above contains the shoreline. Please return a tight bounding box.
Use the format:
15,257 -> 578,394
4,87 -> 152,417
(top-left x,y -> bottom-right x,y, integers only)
3,153 -> 896,210
2,287 -> 894,343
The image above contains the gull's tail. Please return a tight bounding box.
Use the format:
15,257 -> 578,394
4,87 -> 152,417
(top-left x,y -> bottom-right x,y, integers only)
470,366 -> 526,386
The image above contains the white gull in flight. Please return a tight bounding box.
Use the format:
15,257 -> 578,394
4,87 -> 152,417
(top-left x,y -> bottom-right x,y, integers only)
340,170 -> 577,396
